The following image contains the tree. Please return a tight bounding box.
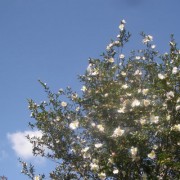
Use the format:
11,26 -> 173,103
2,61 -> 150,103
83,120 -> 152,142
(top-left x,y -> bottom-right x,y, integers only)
0,176 -> 8,180
20,20 -> 180,179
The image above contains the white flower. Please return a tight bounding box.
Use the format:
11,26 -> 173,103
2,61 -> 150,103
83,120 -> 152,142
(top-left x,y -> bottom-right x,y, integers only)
91,70 -> 99,76
151,45 -> 156,49
34,176 -> 40,180
121,19 -> 126,24
166,91 -> 174,100
134,69 -> 142,76
140,118 -> 146,125
97,124 -> 104,132
142,89 -> 149,95
61,101 -> 67,107
104,93 -> 109,97
148,150 -> 156,159
81,85 -> 87,92
176,105 -> 180,111
99,172 -> 106,179
143,99 -> 151,107
130,146 -> 138,157
71,93 -> 78,100
76,107 -> 80,111
131,99 -> 140,107
166,115 -> 171,121
150,115 -> 159,124
172,67 -> 178,74
119,24 -> 125,31
112,126 -> 125,137
95,143 -> 103,148
119,54 -> 125,59
69,120 -> 79,130
117,107 -> 126,113
142,35 -> 153,44
122,84 -> 128,89
172,124 -> 180,131
90,162 -> 99,171
153,145 -> 158,150
142,56 -> 146,60
86,63 -> 93,74
108,58 -> 114,63
106,43 -> 113,51
81,147 -> 89,153
113,169 -> 119,174
56,116 -> 60,121
177,97 -> 180,103
135,56 -> 141,60
158,73 -> 165,80
121,71 -> 126,76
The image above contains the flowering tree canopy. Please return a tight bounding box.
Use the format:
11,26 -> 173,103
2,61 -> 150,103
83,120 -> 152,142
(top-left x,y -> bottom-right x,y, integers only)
21,20 -> 180,179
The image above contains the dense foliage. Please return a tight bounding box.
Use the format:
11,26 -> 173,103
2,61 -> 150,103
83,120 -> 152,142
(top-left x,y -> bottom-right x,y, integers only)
21,20 -> 180,179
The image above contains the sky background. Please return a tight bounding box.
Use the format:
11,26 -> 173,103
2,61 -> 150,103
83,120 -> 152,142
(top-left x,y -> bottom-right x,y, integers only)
0,0 -> 180,179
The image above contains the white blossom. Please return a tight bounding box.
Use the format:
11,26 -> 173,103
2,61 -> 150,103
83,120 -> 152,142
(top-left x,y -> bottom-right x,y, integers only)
119,54 -> 125,59
131,99 -> 141,107
150,115 -> 159,124
104,93 -> 109,97
119,24 -> 125,31
177,97 -> 180,103
135,56 -> 141,60
122,84 -> 128,89
130,146 -> 138,158
106,43 -> 113,51
140,118 -> 146,125
134,69 -> 142,76
81,147 -> 89,153
142,35 -> 153,44
86,63 -> 93,74
151,45 -> 156,49
158,73 -> 165,80
34,176 -> 40,180
121,71 -> 126,76
153,145 -> 158,150
90,162 -> 99,171
97,124 -> 105,132
117,107 -> 126,113
172,67 -> 178,74
121,19 -> 126,24
143,99 -> 151,107
95,143 -> 103,148
142,89 -> 149,95
112,126 -> 125,137
98,172 -> 106,179
166,115 -> 171,121
166,91 -> 174,100
69,120 -> 79,130
113,169 -> 119,174
172,124 -> 180,131
61,101 -> 67,107
148,150 -> 156,159
81,85 -> 87,92
108,58 -> 114,63
176,105 -> 180,111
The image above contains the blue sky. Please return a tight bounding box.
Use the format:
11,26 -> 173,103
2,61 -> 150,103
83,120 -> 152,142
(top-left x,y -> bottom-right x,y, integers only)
0,0 -> 180,179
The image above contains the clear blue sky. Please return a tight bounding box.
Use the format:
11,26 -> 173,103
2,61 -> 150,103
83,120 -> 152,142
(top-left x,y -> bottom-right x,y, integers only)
0,0 -> 180,179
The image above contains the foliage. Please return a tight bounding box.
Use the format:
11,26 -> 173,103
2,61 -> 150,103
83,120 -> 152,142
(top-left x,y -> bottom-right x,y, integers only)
21,20 -> 180,179
0,176 -> 8,180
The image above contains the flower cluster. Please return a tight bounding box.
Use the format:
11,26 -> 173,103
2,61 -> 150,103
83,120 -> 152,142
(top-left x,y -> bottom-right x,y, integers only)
21,21 -> 180,180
